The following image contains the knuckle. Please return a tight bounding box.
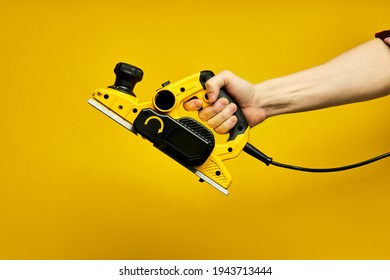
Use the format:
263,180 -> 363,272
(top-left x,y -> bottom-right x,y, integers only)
207,119 -> 217,129
198,111 -> 207,122
227,103 -> 237,114
214,124 -> 227,134
215,117 -> 237,134
220,104 -> 236,119
204,79 -> 212,88
220,70 -> 232,77
215,97 -> 229,107
214,127 -> 223,134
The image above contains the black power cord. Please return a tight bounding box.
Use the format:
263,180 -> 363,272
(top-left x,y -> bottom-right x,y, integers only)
243,143 -> 390,173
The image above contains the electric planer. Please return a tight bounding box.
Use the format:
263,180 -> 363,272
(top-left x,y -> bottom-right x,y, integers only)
88,63 -> 390,195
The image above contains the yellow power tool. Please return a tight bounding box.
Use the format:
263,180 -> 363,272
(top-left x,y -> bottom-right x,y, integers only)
88,63 -> 390,195
88,63 -> 250,195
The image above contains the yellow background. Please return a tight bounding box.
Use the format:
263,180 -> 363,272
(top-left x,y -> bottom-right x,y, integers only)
1,0 -> 389,259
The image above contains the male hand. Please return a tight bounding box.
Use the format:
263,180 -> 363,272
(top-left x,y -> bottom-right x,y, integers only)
184,70 -> 265,134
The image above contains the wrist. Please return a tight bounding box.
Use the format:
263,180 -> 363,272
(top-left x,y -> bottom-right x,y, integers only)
247,82 -> 273,125
254,78 -> 293,120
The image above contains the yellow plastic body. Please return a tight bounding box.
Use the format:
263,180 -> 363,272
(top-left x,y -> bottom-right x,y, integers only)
91,72 -> 250,190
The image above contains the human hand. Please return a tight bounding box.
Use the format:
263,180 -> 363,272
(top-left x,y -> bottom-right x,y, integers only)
184,70 -> 265,134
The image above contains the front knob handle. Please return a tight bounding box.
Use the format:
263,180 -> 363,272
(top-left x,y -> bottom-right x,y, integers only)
109,62 -> 143,96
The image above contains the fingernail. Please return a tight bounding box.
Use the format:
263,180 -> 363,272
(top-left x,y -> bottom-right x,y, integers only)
207,92 -> 214,102
219,97 -> 229,106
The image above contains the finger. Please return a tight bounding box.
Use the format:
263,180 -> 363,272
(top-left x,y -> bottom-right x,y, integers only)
204,78 -> 219,103
205,70 -> 233,102
183,98 -> 203,111
207,103 -> 237,129
214,116 -> 238,134
198,97 -> 229,121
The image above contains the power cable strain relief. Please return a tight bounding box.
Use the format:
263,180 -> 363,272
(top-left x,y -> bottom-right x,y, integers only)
243,143 -> 273,166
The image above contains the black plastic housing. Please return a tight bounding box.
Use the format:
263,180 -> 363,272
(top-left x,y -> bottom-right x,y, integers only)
133,109 -> 215,166
109,62 -> 143,96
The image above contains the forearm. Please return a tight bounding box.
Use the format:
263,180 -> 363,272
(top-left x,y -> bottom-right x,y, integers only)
257,39 -> 390,119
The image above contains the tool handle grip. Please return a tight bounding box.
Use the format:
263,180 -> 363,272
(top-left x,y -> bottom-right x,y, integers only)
200,71 -> 249,141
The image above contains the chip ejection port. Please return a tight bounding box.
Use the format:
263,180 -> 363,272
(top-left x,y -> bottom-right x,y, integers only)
154,90 -> 176,112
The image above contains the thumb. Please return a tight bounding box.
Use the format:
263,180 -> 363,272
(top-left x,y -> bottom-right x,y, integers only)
205,70 -> 233,103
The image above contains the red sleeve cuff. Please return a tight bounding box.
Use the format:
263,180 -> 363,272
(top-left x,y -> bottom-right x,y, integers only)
375,30 -> 390,46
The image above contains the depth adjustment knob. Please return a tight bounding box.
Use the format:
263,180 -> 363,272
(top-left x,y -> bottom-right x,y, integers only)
109,62 -> 143,96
